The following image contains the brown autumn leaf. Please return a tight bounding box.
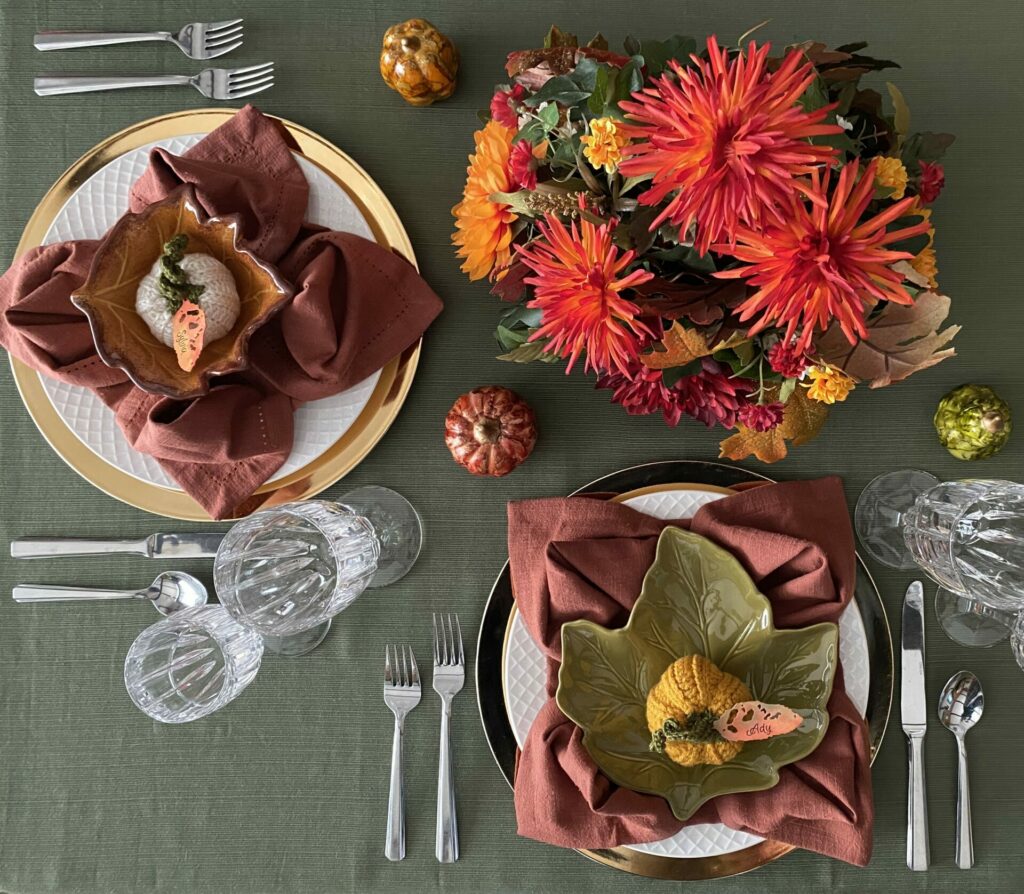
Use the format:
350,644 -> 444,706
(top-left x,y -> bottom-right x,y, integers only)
641,322 -> 712,370
718,387 -> 830,463
817,291 -> 960,389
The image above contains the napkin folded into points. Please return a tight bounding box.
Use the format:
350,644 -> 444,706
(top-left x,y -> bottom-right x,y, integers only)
507,477 -> 874,865
0,105 -> 443,518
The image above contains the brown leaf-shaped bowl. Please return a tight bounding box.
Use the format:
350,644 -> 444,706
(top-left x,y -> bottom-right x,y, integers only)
71,186 -> 292,399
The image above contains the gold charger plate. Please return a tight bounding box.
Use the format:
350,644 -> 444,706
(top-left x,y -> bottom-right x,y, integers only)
487,474 -> 891,880
10,109 -> 421,521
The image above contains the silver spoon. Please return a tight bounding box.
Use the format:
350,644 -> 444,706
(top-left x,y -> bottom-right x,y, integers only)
12,571 -> 208,617
937,670 -> 984,869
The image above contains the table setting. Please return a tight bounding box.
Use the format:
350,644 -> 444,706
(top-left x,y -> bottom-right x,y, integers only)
0,4 -> 1022,894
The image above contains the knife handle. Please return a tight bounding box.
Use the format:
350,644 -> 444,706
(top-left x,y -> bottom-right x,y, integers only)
10,538 -> 150,558
907,732 -> 930,871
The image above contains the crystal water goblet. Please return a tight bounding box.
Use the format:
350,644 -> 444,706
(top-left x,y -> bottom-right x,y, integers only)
213,486 -> 422,656
857,475 -> 1024,645
124,604 -> 263,723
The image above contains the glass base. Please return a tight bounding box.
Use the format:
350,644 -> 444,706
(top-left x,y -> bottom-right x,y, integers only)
261,620 -> 332,656
340,486 -> 423,588
854,469 -> 940,569
934,587 -> 1012,648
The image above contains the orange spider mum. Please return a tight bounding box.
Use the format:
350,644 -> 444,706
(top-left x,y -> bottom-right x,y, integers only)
517,212 -> 655,376
452,120 -> 518,281
618,37 -> 842,254
715,158 -> 933,352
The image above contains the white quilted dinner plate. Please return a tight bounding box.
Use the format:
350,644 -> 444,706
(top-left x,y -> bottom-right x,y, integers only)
501,484 -> 871,860
38,134 -> 380,490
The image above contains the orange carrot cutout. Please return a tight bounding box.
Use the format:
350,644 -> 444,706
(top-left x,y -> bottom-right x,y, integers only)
714,701 -> 804,742
172,299 -> 207,372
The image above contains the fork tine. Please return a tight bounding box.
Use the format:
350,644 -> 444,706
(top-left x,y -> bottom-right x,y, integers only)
205,41 -> 242,59
229,75 -> 274,93
384,645 -> 393,684
446,614 -> 456,666
228,81 -> 275,99
227,62 -> 274,76
229,67 -> 274,87
205,29 -> 244,49
455,614 -> 464,666
205,18 -> 244,34
432,613 -> 440,664
401,645 -> 410,687
409,649 -> 420,687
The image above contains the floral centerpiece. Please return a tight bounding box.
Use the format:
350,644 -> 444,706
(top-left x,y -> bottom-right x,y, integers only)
452,26 -> 958,460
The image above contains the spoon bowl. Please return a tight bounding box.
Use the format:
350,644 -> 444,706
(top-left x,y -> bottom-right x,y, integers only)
146,571 -> 209,616
938,670 -> 985,735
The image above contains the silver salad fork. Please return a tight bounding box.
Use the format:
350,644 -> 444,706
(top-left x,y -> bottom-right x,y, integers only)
432,613 -> 465,863
35,18 -> 245,60
383,645 -> 421,862
34,63 -> 275,99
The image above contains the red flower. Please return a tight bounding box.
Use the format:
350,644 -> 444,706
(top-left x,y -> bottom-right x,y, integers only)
738,402 -> 785,432
517,212 -> 655,376
618,37 -> 841,254
676,359 -> 753,429
508,139 -> 541,190
715,158 -> 932,352
597,361 -> 683,426
918,161 -> 945,204
767,339 -> 810,378
490,84 -> 527,129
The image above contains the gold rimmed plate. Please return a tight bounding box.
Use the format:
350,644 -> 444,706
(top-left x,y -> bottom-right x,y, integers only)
9,109 -> 421,520
477,461 -> 893,880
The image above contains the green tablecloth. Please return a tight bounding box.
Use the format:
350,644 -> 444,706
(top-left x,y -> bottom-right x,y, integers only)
1,1 -> 1022,891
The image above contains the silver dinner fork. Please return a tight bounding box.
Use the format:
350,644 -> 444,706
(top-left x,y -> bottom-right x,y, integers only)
432,613 -> 465,863
35,18 -> 244,60
383,644 -> 420,862
34,63 -> 275,99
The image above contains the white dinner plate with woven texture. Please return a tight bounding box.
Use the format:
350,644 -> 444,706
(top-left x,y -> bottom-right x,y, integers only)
37,133 -> 380,490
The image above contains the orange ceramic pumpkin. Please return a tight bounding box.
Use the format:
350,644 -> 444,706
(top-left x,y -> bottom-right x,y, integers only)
444,386 -> 537,477
380,18 -> 458,106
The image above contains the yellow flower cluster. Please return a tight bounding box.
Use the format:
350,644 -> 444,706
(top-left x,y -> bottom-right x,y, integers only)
581,117 -> 629,174
908,205 -> 938,288
874,156 -> 909,199
806,365 -> 856,404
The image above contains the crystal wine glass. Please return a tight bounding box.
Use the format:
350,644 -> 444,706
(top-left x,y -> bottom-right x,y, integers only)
213,486 -> 422,656
857,475 -> 1024,646
124,605 -> 263,723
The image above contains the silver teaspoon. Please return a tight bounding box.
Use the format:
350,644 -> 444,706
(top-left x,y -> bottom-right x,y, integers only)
13,571 -> 208,617
938,670 -> 984,869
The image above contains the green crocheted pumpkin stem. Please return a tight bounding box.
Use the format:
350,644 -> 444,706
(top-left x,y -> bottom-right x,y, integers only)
649,710 -> 723,753
158,233 -> 205,313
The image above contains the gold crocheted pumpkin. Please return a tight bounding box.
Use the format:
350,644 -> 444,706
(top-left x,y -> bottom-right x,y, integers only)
379,19 -> 458,106
646,655 -> 752,767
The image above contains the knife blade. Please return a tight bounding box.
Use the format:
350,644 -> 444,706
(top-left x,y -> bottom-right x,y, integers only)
902,579 -> 930,871
10,533 -> 224,559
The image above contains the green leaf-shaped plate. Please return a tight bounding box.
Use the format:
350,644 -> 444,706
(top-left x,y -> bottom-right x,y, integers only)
555,527 -> 838,820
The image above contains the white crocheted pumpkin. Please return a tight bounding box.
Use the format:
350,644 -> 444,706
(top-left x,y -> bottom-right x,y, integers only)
135,253 -> 240,347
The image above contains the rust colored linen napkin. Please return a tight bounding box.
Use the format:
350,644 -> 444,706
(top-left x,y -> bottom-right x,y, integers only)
507,477 -> 874,865
0,106 -> 442,518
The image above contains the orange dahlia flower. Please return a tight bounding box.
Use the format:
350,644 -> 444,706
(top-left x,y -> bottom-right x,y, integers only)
517,212 -> 655,376
715,158 -> 933,352
452,120 -> 518,281
618,37 -> 842,254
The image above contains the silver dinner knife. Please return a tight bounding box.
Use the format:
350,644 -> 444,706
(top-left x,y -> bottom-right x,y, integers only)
902,580 -> 930,871
10,534 -> 224,559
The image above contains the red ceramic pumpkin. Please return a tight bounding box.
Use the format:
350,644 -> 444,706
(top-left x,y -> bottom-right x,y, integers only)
444,386 -> 537,477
